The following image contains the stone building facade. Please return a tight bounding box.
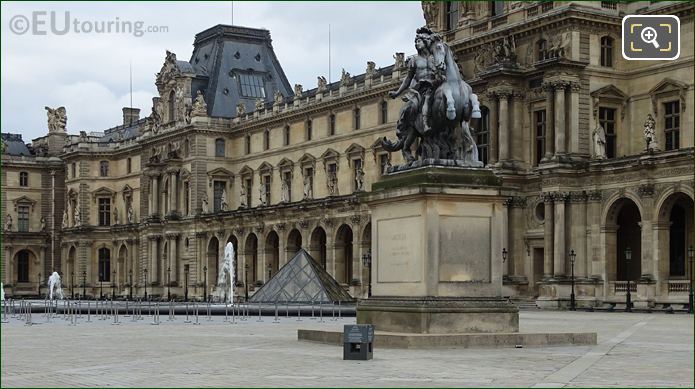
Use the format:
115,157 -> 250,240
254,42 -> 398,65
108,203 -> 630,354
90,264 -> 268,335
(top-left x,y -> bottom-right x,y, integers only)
2,2 -> 693,308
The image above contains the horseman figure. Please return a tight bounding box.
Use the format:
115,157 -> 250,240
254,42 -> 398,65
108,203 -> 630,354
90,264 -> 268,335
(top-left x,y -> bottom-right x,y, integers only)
383,27 -> 483,168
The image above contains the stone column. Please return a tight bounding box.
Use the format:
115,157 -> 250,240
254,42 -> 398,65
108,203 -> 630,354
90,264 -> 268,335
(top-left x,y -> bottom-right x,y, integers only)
553,193 -> 567,277
498,92 -> 510,162
4,246 -> 13,284
509,197 -> 526,277
570,192 -> 588,278
488,94 -> 499,165
543,194 -> 554,278
168,172 -> 176,214
512,92 -> 525,162
587,191 -> 602,278
152,176 -> 160,216
568,82 -> 581,154
543,83 -> 555,159
554,82 -> 567,155
169,235 -> 178,284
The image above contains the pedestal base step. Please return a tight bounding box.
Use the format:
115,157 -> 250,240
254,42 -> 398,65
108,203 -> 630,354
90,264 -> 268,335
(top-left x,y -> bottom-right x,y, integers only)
298,329 -> 596,349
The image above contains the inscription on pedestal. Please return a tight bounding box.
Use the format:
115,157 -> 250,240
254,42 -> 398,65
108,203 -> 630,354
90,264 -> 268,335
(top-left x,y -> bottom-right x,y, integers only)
377,216 -> 421,283
439,216 -> 491,282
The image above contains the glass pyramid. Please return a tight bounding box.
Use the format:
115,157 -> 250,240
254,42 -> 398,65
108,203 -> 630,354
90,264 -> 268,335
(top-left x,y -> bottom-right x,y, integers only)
248,248 -> 354,303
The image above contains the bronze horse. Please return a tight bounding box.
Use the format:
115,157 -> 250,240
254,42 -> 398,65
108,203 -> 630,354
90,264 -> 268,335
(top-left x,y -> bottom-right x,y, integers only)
382,34 -> 482,167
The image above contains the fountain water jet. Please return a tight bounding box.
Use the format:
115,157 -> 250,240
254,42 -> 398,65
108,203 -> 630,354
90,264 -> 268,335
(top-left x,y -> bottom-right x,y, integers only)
47,272 -> 65,300
215,242 -> 235,304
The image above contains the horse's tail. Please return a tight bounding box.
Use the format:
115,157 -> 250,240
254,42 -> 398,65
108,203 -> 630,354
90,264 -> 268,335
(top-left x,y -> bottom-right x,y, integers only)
381,136 -> 403,152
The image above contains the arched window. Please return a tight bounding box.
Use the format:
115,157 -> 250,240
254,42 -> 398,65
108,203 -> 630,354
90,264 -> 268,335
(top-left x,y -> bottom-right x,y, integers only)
600,36 -> 613,67
263,129 -> 270,151
19,172 -> 28,187
536,39 -> 548,62
215,138 -> 225,157
98,248 -> 111,282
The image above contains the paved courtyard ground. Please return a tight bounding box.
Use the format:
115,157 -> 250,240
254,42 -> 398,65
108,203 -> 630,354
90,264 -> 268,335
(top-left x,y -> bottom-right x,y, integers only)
1,309 -> 692,387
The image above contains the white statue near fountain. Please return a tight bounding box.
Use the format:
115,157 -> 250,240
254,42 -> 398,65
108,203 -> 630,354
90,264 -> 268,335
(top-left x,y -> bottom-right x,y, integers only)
1,282 -> 4,301
215,242 -> 235,303
47,272 -> 65,300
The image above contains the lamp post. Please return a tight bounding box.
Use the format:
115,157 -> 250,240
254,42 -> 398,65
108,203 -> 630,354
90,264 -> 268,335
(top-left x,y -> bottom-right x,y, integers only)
82,270 -> 86,299
167,266 -> 171,301
569,249 -> 576,311
502,248 -> 507,263
688,246 -> 693,314
99,272 -> 104,300
71,271 -> 75,299
625,246 -> 632,312
184,269 -> 189,302
362,250 -> 372,298
144,268 -> 148,300
203,265 -> 208,302
244,264 -> 249,301
37,272 -> 41,298
128,269 -> 133,301
112,270 -> 116,300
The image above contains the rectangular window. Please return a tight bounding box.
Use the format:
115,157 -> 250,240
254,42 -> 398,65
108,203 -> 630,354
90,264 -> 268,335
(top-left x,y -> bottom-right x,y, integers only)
245,178 -> 253,207
476,108 -> 490,166
98,198 -> 111,226
664,101 -> 680,151
283,171 -> 292,202
263,130 -> 270,151
381,101 -> 388,124
307,120 -> 313,141
213,181 -> 225,212
127,158 -> 132,174
215,139 -> 226,157
491,1 -> 505,16
600,37 -> 614,67
283,126 -> 290,146
329,114 -> 336,136
245,135 -> 251,155
19,172 -> 28,187
17,251 -> 29,283
354,108 -> 361,130
98,248 -> 111,282
263,175 -> 271,204
99,161 -> 109,177
18,205 -> 29,232
534,110 -> 547,166
71,163 -> 76,178
238,73 -> 266,98
446,2 -> 459,30
599,107 -> 617,158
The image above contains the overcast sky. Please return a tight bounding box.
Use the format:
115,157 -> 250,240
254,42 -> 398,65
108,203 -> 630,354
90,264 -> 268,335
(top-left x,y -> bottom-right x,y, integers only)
1,1 -> 423,141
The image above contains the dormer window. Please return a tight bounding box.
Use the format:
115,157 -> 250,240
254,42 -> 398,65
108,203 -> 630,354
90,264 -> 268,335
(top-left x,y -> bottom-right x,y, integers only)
238,72 -> 266,98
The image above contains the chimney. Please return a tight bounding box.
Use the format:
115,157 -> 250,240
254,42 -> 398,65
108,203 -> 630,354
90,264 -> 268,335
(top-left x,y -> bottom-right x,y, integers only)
122,107 -> 140,126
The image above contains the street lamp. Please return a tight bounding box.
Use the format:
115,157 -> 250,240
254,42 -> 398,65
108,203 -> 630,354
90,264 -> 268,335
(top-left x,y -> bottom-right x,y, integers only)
99,272 -> 104,300
203,265 -> 208,302
128,269 -> 133,301
71,271 -> 75,300
502,248 -> 507,263
688,246 -> 693,314
112,270 -> 116,300
37,272 -> 41,298
362,250 -> 372,298
144,268 -> 148,300
625,247 -> 632,312
267,263 -> 272,281
569,249 -> 576,311
184,268 -> 189,302
244,264 -> 249,301
167,266 -> 171,301
82,270 -> 86,299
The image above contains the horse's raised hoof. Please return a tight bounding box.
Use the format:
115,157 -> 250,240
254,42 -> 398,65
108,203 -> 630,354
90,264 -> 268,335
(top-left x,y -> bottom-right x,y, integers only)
471,109 -> 481,119
446,106 -> 456,120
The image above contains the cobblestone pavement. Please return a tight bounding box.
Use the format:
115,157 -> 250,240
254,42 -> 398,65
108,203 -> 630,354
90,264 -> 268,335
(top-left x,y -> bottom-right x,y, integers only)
1,310 -> 692,387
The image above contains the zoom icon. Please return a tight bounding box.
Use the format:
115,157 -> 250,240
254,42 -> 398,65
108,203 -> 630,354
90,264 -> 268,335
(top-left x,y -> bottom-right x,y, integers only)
622,15 -> 680,60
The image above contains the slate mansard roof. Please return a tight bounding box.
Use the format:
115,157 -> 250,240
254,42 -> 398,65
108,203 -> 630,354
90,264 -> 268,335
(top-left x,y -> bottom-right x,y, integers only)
2,133 -> 32,156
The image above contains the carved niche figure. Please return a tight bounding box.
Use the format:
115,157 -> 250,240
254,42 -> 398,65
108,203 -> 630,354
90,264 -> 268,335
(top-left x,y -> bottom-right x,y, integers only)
45,106 -> 67,132
327,170 -> 338,196
281,179 -> 290,203
239,183 -> 247,208
547,33 -> 569,59
365,61 -> 376,79
317,76 -> 327,92
592,124 -> 607,160
255,98 -> 265,112
236,102 -> 245,117
127,206 -> 135,224
294,84 -> 303,97
113,207 -> 119,225
259,183 -> 268,206
303,175 -> 313,200
493,35 -> 517,65
273,90 -> 284,105
201,193 -> 209,214
156,50 -> 179,86
62,209 -> 69,229
73,205 -> 82,227
644,113 -> 660,151
191,90 -> 208,117
340,69 -> 351,87
150,98 -> 163,133
184,104 -> 192,124
175,85 -> 186,121
4,214 -> 11,232
220,189 -> 229,211
394,52 -> 405,69
355,168 -> 365,192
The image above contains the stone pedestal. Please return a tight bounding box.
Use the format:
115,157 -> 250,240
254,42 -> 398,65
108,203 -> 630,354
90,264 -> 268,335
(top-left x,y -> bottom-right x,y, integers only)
357,165 -> 519,334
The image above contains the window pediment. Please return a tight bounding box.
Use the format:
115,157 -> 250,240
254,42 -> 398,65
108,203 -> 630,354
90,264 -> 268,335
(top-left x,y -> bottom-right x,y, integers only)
345,143 -> 365,166
648,78 -> 687,116
92,187 -> 116,203
258,162 -> 273,176
591,85 -> 628,120
298,153 -> 316,169
239,165 -> 254,178
12,196 -> 36,212
277,158 -> 294,172
208,167 -> 235,187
